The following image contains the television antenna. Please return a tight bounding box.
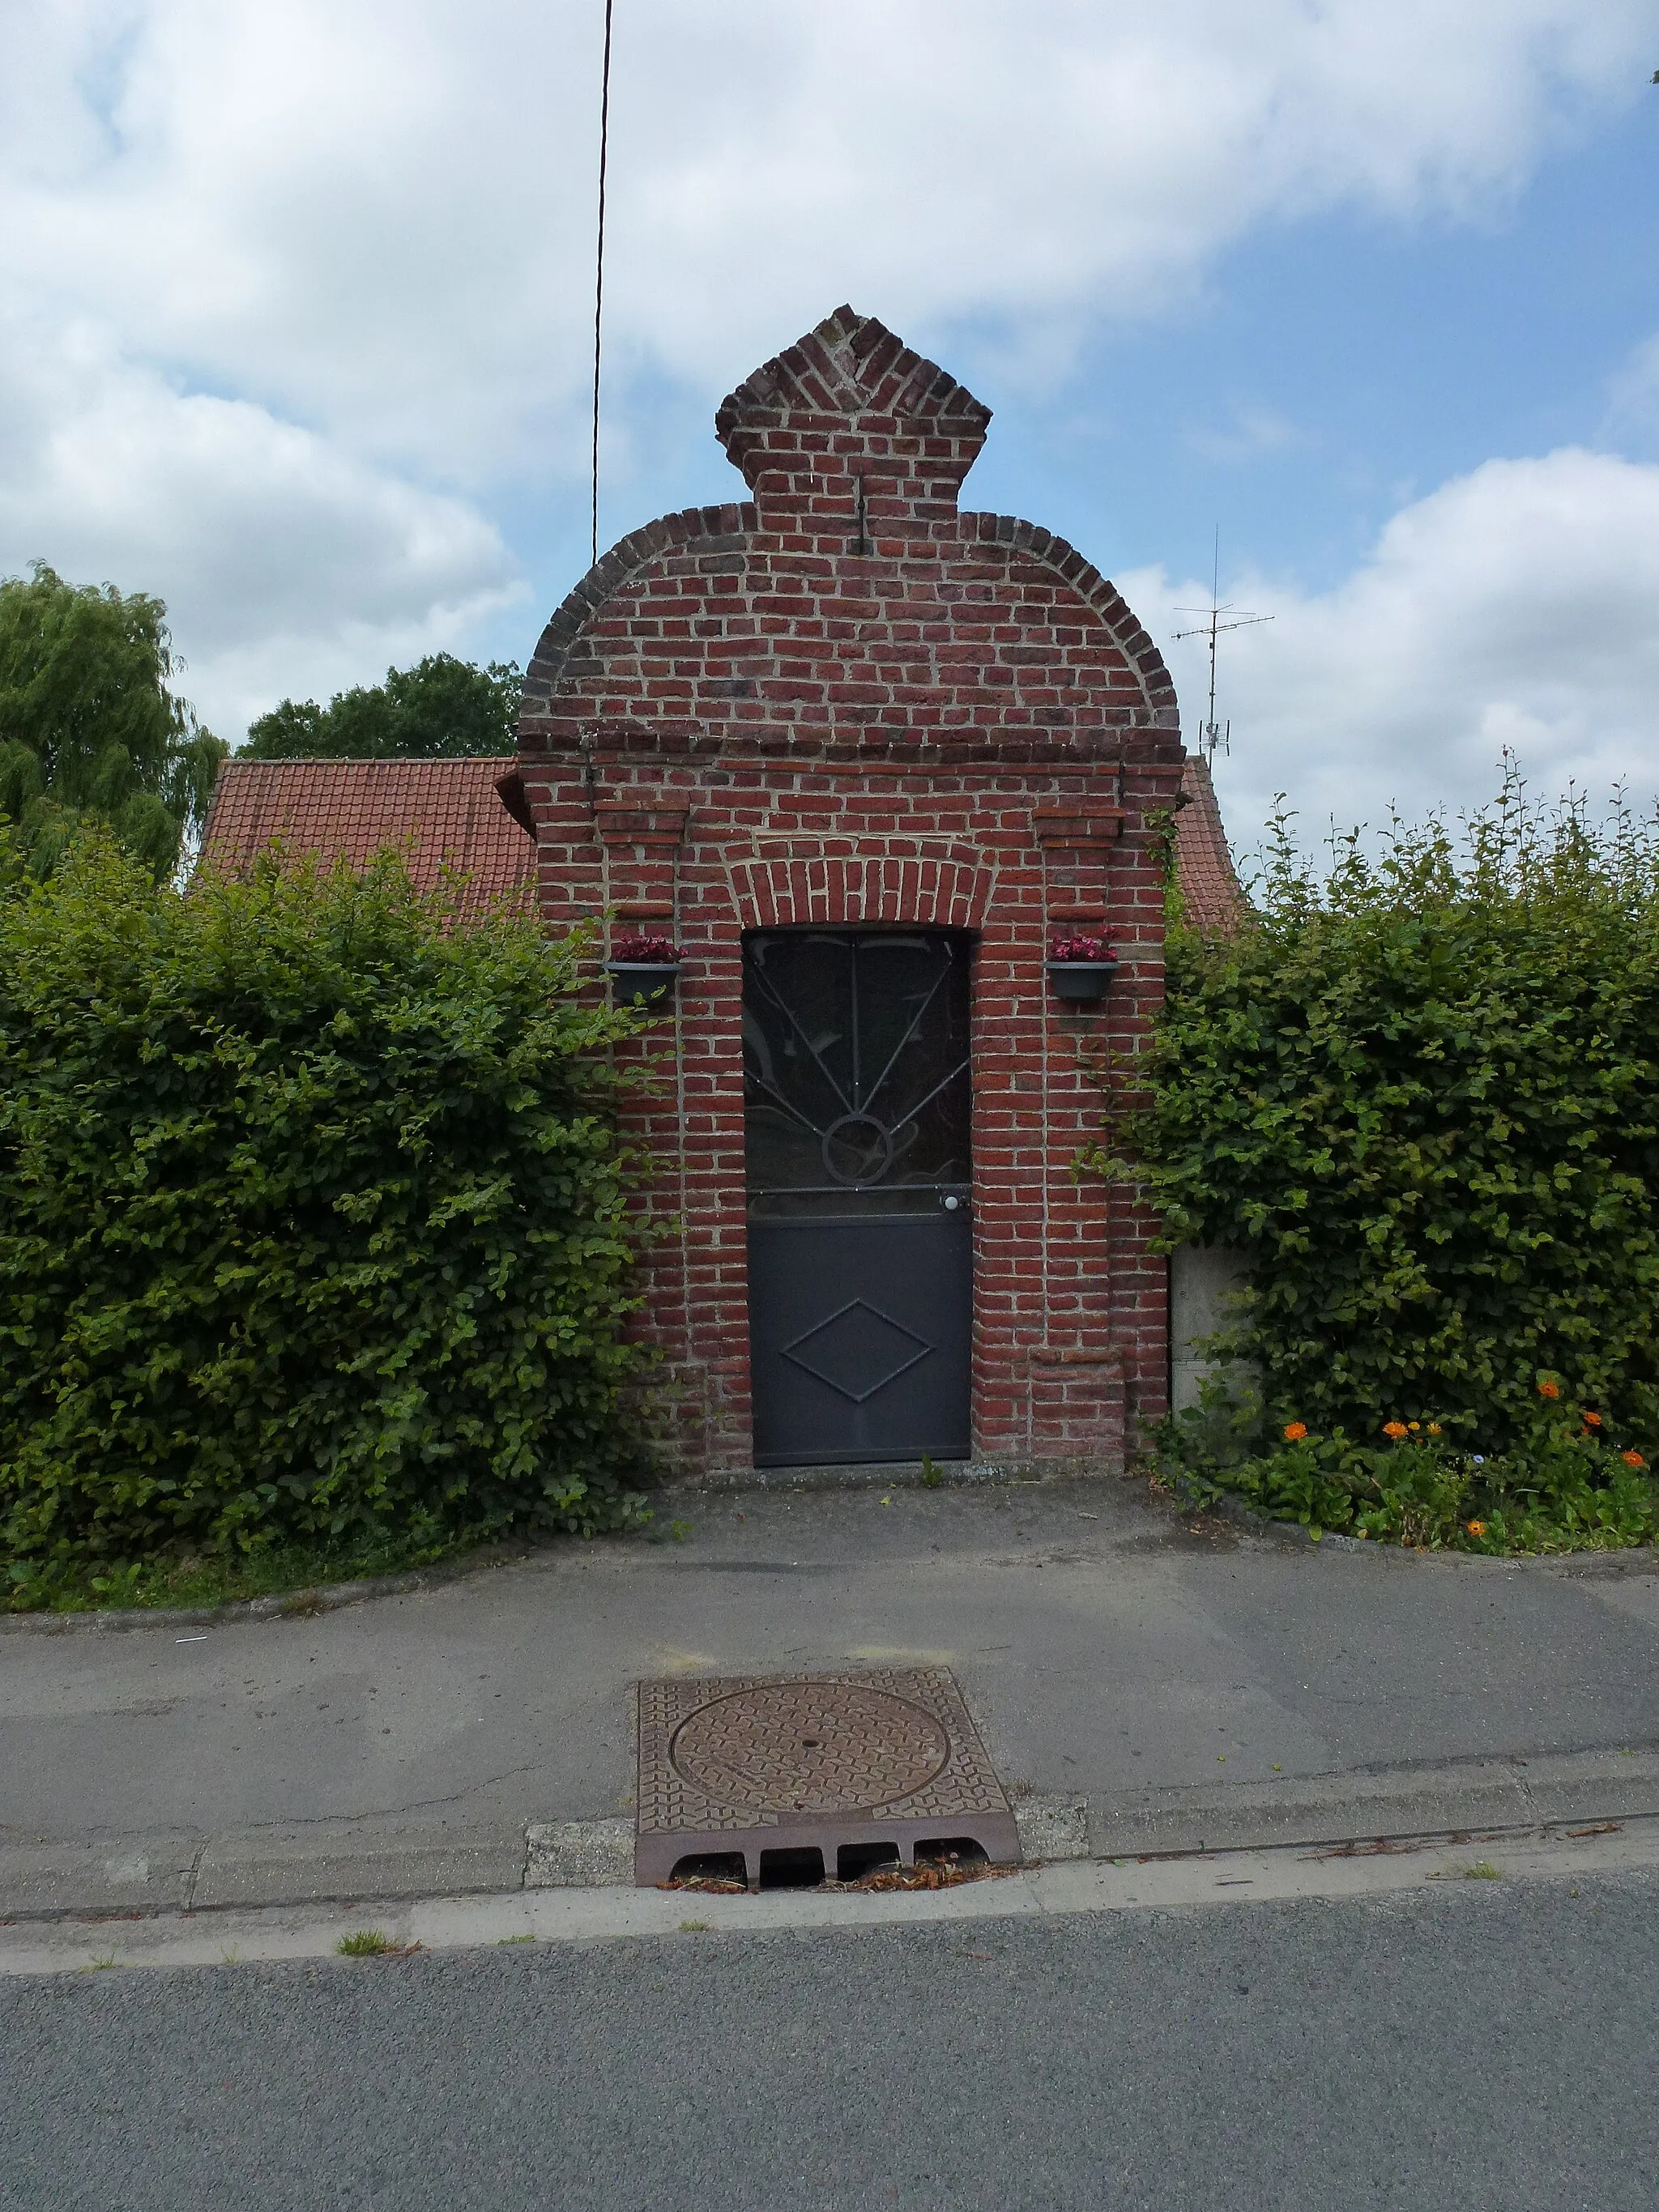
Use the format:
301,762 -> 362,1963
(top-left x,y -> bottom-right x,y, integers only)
1174,535 -> 1273,766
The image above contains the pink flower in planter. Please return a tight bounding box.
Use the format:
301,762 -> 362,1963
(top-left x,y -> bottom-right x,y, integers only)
612,931 -> 680,963
1048,931 -> 1115,963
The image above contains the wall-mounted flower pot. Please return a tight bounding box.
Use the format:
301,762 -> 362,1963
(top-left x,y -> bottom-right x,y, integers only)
1045,958 -> 1117,1004
604,961 -> 682,1008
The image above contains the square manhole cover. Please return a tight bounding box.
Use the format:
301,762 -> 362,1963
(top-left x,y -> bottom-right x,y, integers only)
635,1668 -> 1020,1886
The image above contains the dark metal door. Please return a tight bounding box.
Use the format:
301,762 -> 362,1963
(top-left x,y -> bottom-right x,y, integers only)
744,930 -> 972,1466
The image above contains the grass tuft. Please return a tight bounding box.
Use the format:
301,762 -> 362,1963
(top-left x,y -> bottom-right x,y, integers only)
336,1929 -> 397,1957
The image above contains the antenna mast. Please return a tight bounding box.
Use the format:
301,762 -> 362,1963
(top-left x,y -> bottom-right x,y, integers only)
1174,534 -> 1273,767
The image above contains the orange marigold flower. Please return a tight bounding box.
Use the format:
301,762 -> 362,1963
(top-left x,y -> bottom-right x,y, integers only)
1282,1421 -> 1308,1443
1537,1379 -> 1561,1400
1465,1520 -> 1486,1537
1383,1421 -> 1409,1440
1623,1449 -> 1646,1469
1583,1411 -> 1603,1428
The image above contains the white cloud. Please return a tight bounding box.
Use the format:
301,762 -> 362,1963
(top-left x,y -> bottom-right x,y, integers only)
1134,448 -> 1659,852
0,321 -> 521,739
0,0 -> 1650,734
5,0 -> 1649,471
1183,401 -> 1304,467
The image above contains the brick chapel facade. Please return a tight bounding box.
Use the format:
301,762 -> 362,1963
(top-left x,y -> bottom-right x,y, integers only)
498,307 -> 1195,1481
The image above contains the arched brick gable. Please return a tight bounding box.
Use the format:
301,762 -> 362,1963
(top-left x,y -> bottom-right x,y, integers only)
522,501 -> 1178,747
524,502 -> 755,705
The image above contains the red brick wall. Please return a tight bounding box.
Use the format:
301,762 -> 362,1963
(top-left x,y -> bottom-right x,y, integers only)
515,309 -> 1185,1476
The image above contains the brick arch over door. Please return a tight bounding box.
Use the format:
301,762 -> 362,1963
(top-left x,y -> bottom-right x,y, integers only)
723,846 -> 995,933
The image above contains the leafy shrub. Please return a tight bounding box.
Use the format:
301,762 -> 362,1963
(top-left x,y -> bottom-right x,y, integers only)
1111,774 -> 1659,1549
0,833 -> 652,1607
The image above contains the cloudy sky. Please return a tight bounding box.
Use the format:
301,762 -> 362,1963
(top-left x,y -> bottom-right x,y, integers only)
3,1 -> 1657,852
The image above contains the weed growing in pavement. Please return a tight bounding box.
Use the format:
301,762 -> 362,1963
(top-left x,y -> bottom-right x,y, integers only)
920,1455 -> 945,1489
1464,1861 -> 1504,1881
80,1954 -> 121,1971
336,1929 -> 396,1957
496,1933 -> 535,1945
678,1920 -> 710,1933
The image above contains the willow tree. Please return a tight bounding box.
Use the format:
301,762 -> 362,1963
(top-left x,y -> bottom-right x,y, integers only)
0,563 -> 227,878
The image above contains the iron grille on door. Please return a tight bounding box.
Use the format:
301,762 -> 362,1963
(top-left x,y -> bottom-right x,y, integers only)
744,931 -> 973,1465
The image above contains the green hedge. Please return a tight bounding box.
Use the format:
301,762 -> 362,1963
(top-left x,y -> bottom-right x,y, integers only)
0,835 -> 652,1605
1111,782 -> 1659,1549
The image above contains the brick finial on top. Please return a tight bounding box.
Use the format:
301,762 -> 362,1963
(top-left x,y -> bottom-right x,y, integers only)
714,305 -> 992,542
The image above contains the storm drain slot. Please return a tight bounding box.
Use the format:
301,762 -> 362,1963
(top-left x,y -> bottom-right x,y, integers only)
635,1669 -> 1021,1888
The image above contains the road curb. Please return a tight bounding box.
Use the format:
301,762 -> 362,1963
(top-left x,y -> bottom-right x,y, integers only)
6,1475 -> 1648,1639
7,1748 -> 1655,1925
0,1541 -> 559,1639
0,1472 -> 1102,1638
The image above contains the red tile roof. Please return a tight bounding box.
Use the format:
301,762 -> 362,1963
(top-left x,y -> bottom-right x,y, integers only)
198,757 -> 535,917
199,752 -> 1243,935
1175,755 -> 1245,934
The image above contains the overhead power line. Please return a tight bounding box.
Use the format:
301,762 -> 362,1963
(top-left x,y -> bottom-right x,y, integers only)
591,0 -> 616,571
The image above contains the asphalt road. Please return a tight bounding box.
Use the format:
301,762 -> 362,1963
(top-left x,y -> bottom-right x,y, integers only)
4,1871 -> 1655,2211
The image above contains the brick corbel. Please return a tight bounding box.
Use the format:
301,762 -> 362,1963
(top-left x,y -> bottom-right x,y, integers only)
593,802 -> 691,848
1031,806 -> 1124,847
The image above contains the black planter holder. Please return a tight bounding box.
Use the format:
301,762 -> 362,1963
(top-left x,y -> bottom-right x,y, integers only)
604,961 -> 682,1008
1045,958 -> 1116,1004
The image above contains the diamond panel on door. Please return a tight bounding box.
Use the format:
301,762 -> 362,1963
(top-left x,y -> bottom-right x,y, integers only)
782,1301 -> 933,1404
748,1214 -> 971,1464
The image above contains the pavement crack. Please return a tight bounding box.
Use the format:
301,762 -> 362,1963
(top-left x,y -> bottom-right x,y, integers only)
204,1759 -> 557,1833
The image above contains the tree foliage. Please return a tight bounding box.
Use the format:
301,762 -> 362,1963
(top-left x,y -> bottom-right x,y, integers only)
0,833 -> 652,1605
241,654 -> 523,761
1111,776 -> 1659,1546
0,563 -> 227,878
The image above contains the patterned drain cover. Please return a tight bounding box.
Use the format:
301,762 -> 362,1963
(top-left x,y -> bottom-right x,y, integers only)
635,1669 -> 1021,1886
